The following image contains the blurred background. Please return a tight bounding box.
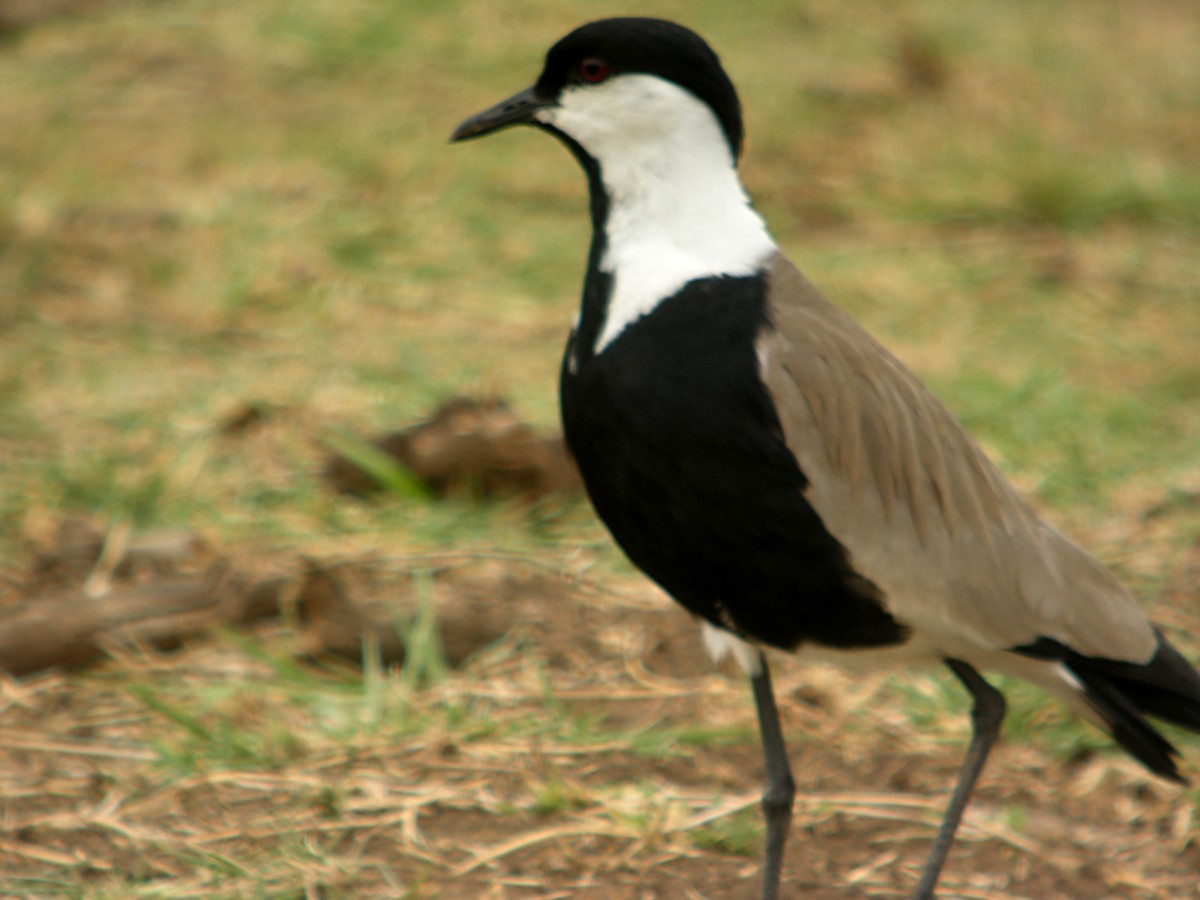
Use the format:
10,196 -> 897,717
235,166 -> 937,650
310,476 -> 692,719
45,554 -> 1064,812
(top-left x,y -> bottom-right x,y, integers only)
1,1 -> 1198,897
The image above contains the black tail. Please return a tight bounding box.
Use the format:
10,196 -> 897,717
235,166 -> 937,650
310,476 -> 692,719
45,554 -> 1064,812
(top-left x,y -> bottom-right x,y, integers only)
1019,631 -> 1200,782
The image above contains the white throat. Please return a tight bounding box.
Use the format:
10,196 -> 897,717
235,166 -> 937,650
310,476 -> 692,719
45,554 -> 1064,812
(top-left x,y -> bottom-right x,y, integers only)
537,75 -> 777,353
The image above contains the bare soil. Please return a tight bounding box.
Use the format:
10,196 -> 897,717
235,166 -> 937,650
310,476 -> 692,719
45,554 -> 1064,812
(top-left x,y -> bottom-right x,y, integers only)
2,533 -> 1198,898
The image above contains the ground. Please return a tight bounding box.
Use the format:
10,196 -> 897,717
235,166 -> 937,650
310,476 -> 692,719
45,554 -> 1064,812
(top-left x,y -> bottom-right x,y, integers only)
2,535 -> 1199,898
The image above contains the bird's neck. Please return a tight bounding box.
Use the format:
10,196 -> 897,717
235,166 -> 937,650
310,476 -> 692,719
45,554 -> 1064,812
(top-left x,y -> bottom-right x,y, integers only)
575,141 -> 776,357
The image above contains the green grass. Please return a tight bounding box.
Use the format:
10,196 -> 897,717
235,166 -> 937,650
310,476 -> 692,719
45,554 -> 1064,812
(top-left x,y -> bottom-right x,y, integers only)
530,775 -> 592,816
3,0 -> 1197,562
691,808 -> 763,856
883,668 -> 1117,770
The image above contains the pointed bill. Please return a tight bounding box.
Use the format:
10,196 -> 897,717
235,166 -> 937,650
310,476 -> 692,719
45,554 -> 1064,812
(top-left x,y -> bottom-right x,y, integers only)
450,86 -> 554,142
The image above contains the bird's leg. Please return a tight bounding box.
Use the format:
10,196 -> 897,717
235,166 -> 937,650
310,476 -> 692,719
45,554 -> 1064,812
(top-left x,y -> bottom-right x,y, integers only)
913,658 -> 1007,900
750,651 -> 796,900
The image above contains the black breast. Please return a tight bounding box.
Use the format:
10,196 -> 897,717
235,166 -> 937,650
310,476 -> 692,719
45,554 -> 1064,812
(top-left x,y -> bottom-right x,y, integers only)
559,272 -> 907,651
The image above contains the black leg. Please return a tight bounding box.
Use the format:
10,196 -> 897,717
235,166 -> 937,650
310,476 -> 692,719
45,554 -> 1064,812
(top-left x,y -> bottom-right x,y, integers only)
913,658 -> 1007,900
751,652 -> 796,900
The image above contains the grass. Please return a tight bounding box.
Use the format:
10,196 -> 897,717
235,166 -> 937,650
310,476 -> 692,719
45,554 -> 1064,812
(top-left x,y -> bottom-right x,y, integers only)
691,808 -> 762,857
2,0 -> 1199,896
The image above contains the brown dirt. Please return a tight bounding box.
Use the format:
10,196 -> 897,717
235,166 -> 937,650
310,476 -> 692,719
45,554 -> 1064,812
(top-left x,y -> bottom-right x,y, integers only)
2,538 -> 1199,898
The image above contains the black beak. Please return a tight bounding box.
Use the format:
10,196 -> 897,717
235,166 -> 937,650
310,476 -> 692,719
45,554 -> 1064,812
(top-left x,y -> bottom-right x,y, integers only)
450,86 -> 554,143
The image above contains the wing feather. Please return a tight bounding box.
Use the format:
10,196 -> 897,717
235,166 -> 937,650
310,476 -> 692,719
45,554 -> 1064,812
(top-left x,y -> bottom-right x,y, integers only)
758,253 -> 1155,662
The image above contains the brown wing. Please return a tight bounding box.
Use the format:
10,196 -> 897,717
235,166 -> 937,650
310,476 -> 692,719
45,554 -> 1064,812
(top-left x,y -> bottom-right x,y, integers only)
758,252 -> 1155,662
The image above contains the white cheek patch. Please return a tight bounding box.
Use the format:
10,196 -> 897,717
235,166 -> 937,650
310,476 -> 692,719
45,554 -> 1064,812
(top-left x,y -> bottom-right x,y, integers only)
539,75 -> 776,353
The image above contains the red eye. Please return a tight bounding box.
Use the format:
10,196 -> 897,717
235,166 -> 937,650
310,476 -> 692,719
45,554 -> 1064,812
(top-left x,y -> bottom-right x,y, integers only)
578,57 -> 612,84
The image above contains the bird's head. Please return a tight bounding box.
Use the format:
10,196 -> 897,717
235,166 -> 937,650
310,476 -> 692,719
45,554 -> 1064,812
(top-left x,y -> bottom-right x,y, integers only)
451,18 -> 744,170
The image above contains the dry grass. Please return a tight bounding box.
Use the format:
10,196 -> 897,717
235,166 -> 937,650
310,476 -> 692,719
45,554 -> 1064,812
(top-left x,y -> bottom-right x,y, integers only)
4,550 -> 1199,898
1,0 -> 1199,897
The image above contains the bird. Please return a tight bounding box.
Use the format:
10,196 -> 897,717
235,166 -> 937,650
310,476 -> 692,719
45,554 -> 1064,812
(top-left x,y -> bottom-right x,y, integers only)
450,17 -> 1200,899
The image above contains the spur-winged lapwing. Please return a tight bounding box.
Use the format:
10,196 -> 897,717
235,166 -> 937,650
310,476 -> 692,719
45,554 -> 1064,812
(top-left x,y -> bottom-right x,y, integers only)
451,17 -> 1200,899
